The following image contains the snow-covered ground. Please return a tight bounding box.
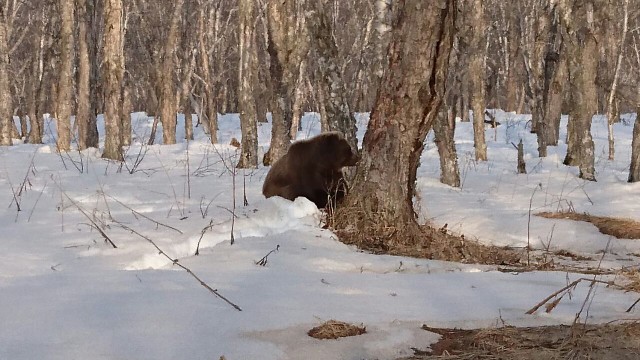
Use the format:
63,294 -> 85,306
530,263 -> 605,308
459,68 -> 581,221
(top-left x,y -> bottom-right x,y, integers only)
1,111 -> 639,359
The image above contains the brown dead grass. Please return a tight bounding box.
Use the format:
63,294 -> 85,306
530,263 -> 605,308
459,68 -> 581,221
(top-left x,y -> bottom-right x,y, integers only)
331,220 -> 523,266
307,320 -> 366,340
400,322 -> 640,359
537,212 -> 640,239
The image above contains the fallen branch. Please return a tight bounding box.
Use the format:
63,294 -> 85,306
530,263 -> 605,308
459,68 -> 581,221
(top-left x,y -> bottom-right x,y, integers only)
113,220 -> 242,311
526,278 -> 616,315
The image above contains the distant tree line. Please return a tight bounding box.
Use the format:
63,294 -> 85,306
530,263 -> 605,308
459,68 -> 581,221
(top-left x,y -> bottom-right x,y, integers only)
0,0 -> 638,179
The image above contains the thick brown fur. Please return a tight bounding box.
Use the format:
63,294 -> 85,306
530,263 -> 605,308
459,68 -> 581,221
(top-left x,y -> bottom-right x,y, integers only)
262,132 -> 359,209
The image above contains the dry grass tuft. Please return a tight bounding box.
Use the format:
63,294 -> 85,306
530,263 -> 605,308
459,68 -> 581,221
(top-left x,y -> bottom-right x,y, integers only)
307,320 -> 366,340
328,207 -> 522,266
537,211 -> 640,239
401,322 -> 640,359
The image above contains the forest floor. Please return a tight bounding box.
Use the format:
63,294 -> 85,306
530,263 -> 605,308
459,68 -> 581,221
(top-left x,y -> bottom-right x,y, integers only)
400,322 -> 640,359
335,213 -> 640,359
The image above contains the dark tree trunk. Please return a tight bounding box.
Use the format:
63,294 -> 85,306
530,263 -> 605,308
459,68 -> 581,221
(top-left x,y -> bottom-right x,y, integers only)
76,0 -> 98,150
335,0 -> 456,245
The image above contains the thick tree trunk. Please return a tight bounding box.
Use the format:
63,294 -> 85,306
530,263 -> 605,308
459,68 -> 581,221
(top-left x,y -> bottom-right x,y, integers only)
237,0 -> 259,169
56,0 -> 74,152
309,2 -> 358,151
102,0 -> 125,161
76,0 -> 98,150
561,1 -> 597,181
0,8 -> 12,146
469,0 -> 487,161
158,0 -> 184,145
336,0 -> 455,244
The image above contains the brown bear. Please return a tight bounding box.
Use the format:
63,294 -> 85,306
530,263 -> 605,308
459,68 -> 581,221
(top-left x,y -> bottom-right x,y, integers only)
262,132 -> 359,209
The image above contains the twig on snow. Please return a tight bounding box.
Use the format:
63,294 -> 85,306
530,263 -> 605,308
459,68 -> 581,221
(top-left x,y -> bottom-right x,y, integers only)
256,245 -> 280,266
102,192 -> 183,234
53,180 -> 117,248
113,220 -> 242,311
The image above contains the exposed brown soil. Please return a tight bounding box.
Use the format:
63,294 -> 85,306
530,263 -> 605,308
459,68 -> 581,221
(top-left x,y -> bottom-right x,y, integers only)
400,322 -> 640,359
537,212 -> 640,239
307,320 -> 367,340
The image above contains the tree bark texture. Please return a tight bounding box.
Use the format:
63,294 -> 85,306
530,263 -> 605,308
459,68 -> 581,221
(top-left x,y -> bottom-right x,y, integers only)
56,0 -> 74,152
337,0 -> 455,242
158,0 -> 184,145
528,3 -> 551,156
76,0 -> 98,150
561,0 -> 597,181
237,0 -> 259,168
433,111 -> 460,187
309,2 -> 358,151
196,4 -> 218,143
469,0 -> 487,161
606,0 -> 629,161
102,0 -> 125,161
0,8 -> 12,146
629,87 -> 640,183
263,0 -> 309,165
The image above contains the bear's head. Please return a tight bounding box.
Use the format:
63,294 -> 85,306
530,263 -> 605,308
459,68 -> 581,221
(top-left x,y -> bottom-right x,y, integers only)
321,132 -> 360,168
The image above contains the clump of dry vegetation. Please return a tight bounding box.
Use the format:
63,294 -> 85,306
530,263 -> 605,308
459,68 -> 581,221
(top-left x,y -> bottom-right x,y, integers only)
401,322 -> 640,359
307,320 -> 367,340
329,210 -> 523,266
537,212 -> 640,239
